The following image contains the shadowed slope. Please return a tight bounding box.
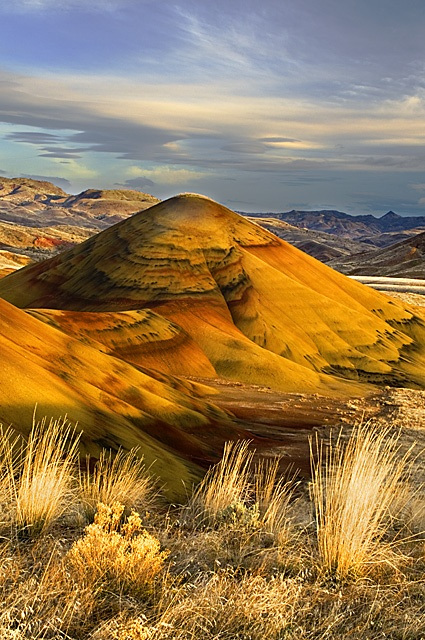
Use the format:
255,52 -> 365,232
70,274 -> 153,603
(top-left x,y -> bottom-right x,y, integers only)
28,307 -> 217,378
2,194 -> 425,392
0,297 -> 252,498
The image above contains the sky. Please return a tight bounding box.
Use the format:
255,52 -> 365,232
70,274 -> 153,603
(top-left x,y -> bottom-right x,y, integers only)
1,0 -> 425,214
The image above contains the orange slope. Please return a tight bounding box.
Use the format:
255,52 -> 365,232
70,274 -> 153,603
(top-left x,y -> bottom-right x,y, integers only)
0,297 -> 253,498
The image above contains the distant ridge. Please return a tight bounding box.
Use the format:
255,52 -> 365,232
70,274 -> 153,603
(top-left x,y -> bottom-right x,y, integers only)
243,208 -> 425,246
0,176 -> 160,229
329,229 -> 425,278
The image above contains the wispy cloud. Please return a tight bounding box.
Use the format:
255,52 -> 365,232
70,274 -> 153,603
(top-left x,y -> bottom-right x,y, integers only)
2,68 -> 425,181
125,165 -> 207,185
1,0 -> 143,12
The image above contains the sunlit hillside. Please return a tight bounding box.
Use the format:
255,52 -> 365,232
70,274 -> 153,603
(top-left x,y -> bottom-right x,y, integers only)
2,194 -> 425,397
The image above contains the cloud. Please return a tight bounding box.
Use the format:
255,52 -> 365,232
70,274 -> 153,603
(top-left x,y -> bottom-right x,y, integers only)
117,177 -> 155,190
221,142 -> 267,154
1,0 -> 143,12
39,147 -> 86,159
54,159 -> 97,180
259,137 -> 300,144
6,131 -> 62,144
126,165 -> 206,185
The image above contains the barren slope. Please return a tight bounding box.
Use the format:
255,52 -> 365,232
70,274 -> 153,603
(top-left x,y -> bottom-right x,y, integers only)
0,297 -> 254,497
330,231 -> 425,278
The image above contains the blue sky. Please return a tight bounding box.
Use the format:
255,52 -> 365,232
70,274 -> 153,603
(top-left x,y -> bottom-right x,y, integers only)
1,0 -> 425,214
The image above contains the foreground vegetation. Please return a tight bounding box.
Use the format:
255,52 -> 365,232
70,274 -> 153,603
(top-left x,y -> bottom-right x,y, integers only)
1,418 -> 425,639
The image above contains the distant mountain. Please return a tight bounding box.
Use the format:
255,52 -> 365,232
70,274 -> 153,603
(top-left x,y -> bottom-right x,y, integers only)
0,177 -> 160,229
245,209 -> 425,247
329,229 -> 425,278
0,177 -> 160,268
246,216 -> 369,262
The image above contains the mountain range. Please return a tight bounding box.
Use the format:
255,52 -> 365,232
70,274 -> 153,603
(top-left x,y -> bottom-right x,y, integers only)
249,208 -> 425,246
2,177 -> 425,279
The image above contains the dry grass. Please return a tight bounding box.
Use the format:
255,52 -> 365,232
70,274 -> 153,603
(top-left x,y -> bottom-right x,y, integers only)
254,457 -> 297,544
0,426 -> 19,527
187,440 -> 255,526
1,417 -> 80,537
184,441 -> 295,537
153,570 -> 302,640
79,448 -> 157,522
1,418 -> 425,639
310,422 -> 413,579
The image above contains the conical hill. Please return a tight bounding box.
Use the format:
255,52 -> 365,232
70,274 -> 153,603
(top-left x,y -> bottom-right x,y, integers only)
2,194 -> 425,393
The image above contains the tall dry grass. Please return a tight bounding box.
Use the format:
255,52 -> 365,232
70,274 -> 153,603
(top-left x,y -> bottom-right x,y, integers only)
0,426 -> 19,527
254,457 -> 297,543
79,448 -> 157,522
310,423 -> 413,579
185,441 -> 295,537
188,440 -> 254,526
1,417 -> 80,537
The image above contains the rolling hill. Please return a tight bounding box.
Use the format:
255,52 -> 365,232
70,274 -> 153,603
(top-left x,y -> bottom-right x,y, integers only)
0,295 -> 259,498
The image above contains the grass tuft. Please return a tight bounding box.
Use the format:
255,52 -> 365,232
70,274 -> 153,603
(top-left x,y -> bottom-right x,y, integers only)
79,448 -> 157,522
310,422 -> 413,580
190,441 -> 254,524
4,417 -> 80,537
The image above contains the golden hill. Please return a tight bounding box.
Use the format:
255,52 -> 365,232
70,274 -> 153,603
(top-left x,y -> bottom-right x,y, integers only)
0,296 -> 256,498
2,194 -> 425,393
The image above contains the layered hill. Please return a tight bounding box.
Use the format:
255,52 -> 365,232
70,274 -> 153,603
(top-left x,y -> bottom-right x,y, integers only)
2,194 -> 425,393
0,296 -> 259,497
0,250 -> 32,278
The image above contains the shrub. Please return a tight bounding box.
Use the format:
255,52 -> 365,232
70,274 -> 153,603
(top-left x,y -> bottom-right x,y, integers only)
67,502 -> 168,599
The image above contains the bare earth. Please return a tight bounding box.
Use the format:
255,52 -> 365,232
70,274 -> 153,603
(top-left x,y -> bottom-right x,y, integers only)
197,376 -> 425,486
